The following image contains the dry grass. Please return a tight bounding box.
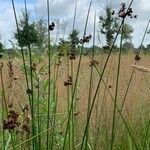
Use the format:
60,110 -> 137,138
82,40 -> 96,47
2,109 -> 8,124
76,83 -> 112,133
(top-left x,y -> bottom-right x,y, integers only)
0,53 -> 150,149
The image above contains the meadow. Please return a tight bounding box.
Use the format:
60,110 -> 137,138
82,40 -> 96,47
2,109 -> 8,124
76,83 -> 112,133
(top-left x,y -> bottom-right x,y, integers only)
0,0 -> 150,150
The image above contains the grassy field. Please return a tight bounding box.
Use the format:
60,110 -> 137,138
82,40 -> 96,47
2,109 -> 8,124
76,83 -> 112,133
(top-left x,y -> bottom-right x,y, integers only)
0,0 -> 150,149
0,53 -> 150,150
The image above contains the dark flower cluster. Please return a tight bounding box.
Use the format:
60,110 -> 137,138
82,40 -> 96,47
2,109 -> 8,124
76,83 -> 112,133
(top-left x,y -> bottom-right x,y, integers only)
80,34 -> 92,44
103,45 -> 110,50
49,22 -> 55,31
3,110 -> 20,131
26,88 -> 33,95
64,76 -> 72,86
117,3 -> 137,19
134,54 -> 141,62
89,60 -> 99,67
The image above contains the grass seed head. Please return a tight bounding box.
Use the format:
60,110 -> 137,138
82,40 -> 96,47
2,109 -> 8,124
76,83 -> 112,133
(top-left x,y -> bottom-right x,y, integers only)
131,65 -> 150,73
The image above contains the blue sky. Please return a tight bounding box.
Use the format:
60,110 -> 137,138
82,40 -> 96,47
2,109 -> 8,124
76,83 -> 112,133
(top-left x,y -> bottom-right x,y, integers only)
0,0 -> 150,48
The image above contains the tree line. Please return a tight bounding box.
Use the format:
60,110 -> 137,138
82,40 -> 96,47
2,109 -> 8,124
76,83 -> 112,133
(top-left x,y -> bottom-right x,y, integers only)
0,6 -> 150,56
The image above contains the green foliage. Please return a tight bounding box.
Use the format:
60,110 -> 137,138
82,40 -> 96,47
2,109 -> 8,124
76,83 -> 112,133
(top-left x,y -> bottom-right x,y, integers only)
58,38 -> 70,55
69,29 -> 80,47
99,7 -> 118,47
99,7 -> 134,47
0,41 -> 4,53
143,44 -> 150,54
122,42 -> 134,52
122,24 -> 134,41
15,12 -> 43,48
35,18 -> 48,48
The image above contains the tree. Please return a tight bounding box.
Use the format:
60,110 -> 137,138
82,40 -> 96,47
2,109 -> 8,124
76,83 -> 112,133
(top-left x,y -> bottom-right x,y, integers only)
146,44 -> 150,50
122,42 -> 134,51
99,7 -> 118,47
0,40 -> 4,53
15,12 -> 42,48
35,18 -> 48,48
122,24 -> 134,41
99,6 -> 133,47
69,30 -> 80,48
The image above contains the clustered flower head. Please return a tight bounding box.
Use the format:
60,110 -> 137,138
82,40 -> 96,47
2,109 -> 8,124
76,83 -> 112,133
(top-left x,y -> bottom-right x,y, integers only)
49,22 -> 55,31
26,88 -> 33,95
80,34 -> 92,44
119,3 -> 137,19
3,110 -> 20,131
134,54 -> 141,61
64,76 -> 72,86
89,60 -> 99,67
103,45 -> 110,50
112,3 -> 137,19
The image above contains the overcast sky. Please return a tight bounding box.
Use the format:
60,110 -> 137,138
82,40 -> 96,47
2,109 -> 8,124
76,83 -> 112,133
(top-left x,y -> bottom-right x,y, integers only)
0,0 -> 150,48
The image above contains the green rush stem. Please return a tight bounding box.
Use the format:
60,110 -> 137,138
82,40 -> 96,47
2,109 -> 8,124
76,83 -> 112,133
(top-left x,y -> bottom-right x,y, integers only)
24,0 -> 36,149
80,1 -> 135,147
93,65 -> 139,150
0,68 -> 8,114
80,1 -> 135,148
50,64 -> 59,150
70,0 -> 78,149
62,1 -> 92,149
67,48 -> 71,150
46,0 -> 51,149
0,67 -> 6,150
94,73 -> 110,150
11,1 -> 32,149
110,19 -> 124,150
11,6 -> 32,148
80,15 -> 125,150
37,77 -> 41,150
85,13 -> 96,150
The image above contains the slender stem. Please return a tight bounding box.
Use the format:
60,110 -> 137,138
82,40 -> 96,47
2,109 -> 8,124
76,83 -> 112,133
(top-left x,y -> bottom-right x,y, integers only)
11,0 -> 30,94
0,67 -> 6,150
80,16 -> 124,150
37,77 -> 41,149
46,0 -> 51,149
110,19 -> 124,150
70,1 -> 78,149
62,1 -> 92,149
80,2 -> 134,149
24,0 -> 36,149
85,12 -> 96,150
